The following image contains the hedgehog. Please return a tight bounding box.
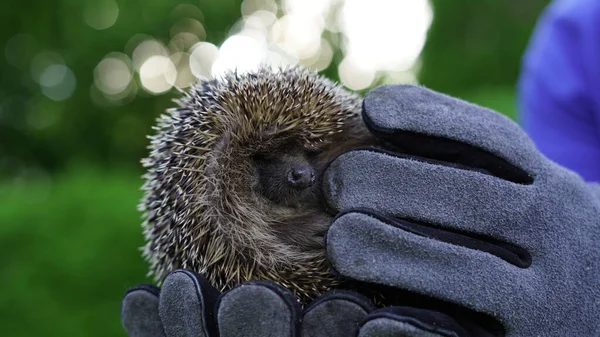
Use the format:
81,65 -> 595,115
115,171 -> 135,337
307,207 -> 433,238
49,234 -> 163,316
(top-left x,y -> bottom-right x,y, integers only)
139,65 -> 377,303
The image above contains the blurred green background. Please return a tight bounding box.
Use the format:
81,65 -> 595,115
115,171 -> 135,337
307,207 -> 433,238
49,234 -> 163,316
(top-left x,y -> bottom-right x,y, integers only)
0,0 -> 549,335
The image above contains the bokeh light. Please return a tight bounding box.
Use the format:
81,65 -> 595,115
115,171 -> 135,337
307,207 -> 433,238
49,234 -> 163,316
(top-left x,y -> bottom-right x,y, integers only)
169,32 -> 200,53
338,0 -> 432,89
189,42 -> 219,79
212,35 -> 268,76
132,39 -> 169,71
139,55 -> 177,94
170,3 -> 205,22
4,34 -> 37,69
83,0 -> 120,30
170,52 -> 195,88
30,51 -> 64,84
94,53 -> 133,97
88,0 -> 432,101
39,64 -> 77,101
276,14 -> 322,60
311,39 -> 334,71
338,56 -> 376,90
241,0 -> 278,16
26,95 -> 61,129
170,18 -> 206,42
339,0 -> 432,71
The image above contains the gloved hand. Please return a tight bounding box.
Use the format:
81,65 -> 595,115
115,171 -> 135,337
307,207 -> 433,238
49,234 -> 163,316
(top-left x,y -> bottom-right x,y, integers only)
121,270 -> 393,337
121,270 -> 303,337
122,268 -> 463,337
323,84 -> 600,336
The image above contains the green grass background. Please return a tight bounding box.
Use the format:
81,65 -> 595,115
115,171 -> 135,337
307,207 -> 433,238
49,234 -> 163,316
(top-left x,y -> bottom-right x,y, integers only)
0,166 -> 149,337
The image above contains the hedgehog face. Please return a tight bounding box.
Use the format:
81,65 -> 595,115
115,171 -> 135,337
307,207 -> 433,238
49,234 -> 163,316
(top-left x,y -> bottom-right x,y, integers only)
253,140 -> 322,208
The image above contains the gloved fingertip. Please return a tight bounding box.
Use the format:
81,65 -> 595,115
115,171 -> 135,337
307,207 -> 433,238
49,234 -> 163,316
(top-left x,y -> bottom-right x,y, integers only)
165,269 -> 220,302
217,280 -> 301,337
121,285 -> 166,337
124,283 -> 160,298
360,307 -> 469,337
302,290 -> 375,337
305,289 -> 376,314
359,318 -> 455,337
324,209 -> 380,280
159,269 -> 216,337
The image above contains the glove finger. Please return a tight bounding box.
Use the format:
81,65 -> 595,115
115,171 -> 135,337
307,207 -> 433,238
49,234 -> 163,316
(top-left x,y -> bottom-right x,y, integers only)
326,212 -> 527,315
359,320 -> 450,337
216,281 -> 301,337
121,284 -> 166,337
301,290 -> 375,337
324,149 -> 538,245
358,307 -> 470,337
159,270 -> 219,337
363,84 -> 541,176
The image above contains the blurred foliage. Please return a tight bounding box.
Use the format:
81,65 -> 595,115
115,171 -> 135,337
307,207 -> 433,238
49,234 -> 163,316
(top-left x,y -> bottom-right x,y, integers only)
0,0 -> 244,174
0,0 -> 550,174
0,166 -> 146,336
419,0 -> 549,95
0,0 -> 550,336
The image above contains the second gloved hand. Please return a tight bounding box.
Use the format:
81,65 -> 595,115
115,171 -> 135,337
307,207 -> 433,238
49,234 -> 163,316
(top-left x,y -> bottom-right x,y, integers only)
323,85 -> 600,336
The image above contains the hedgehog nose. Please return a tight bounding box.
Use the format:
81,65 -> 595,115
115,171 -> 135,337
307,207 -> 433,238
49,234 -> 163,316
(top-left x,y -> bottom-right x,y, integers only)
288,167 -> 315,189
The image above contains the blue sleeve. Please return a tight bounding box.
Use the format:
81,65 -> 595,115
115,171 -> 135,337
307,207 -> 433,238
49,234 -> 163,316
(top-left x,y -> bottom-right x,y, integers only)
518,0 -> 600,182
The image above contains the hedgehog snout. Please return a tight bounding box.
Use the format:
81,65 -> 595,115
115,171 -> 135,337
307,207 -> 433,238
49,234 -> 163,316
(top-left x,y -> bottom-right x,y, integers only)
287,166 -> 315,190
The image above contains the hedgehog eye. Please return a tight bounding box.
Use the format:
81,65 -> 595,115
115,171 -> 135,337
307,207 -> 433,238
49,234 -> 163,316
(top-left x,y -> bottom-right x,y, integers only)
305,148 -> 320,159
253,153 -> 266,161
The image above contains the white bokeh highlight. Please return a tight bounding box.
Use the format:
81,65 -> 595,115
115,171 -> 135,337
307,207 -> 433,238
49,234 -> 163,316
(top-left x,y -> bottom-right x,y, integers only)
94,54 -> 133,96
338,0 -> 432,89
139,56 -> 177,94
92,0 -> 432,101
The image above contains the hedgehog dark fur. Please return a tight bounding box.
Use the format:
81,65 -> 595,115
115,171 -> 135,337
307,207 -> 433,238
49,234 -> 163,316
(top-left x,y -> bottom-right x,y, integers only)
140,65 -> 376,303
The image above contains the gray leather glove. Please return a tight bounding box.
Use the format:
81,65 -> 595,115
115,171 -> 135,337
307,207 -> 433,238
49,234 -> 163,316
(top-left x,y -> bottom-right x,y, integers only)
121,270 -> 384,337
246,285 -> 465,336
302,292 -> 469,337
323,84 -> 600,336
121,270 -> 302,337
